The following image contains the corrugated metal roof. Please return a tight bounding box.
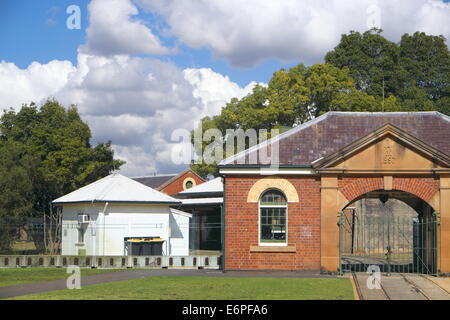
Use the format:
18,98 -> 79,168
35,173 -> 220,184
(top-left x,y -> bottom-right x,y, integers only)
170,208 -> 193,218
53,173 -> 181,204
181,197 -> 223,205
179,177 -> 223,195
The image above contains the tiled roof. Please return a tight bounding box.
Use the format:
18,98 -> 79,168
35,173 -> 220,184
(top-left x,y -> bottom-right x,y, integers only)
132,175 -> 176,189
220,112 -> 450,166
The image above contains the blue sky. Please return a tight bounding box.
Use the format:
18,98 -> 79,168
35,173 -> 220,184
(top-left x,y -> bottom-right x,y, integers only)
0,0 -> 297,87
0,0 -> 449,175
1,0 -> 448,87
0,0 -> 87,68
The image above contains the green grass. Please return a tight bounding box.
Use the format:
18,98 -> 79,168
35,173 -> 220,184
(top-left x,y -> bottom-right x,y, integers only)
11,276 -> 354,300
0,268 -> 123,287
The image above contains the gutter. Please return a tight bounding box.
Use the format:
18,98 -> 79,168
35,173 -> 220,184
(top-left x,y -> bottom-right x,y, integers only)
52,200 -> 182,205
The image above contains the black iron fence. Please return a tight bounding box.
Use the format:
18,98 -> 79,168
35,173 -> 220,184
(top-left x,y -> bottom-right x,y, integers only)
339,212 -> 439,275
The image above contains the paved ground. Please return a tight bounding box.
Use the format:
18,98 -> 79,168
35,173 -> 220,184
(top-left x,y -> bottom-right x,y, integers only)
354,273 -> 450,300
0,269 -> 338,299
427,276 -> 450,294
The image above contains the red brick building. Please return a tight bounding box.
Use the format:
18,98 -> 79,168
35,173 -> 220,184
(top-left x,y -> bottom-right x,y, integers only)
133,168 -> 205,196
219,112 -> 450,273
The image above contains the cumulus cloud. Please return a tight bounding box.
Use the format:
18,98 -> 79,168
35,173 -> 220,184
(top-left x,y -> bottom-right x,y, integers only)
0,0 -> 264,176
112,144 -> 157,176
83,0 -> 170,56
184,68 -> 261,116
5,0 -> 447,176
0,54 -> 258,176
56,54 -> 257,175
138,0 -> 450,67
0,60 -> 75,109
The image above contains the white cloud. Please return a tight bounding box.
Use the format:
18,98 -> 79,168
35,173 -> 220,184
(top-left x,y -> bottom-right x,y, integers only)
139,0 -> 450,67
0,54 -> 258,176
184,68 -> 260,116
0,0 -> 265,176
83,0 -> 170,56
7,0 -> 448,176
112,144 -> 156,176
0,60 -> 75,109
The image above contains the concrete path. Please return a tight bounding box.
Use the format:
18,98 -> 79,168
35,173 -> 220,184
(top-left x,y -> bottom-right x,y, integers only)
0,269 -> 337,299
354,273 -> 450,300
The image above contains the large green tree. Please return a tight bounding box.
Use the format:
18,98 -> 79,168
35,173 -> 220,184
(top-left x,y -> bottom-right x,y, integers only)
191,63 -> 386,178
325,29 -> 449,114
0,141 -> 35,252
0,100 -> 125,252
192,30 -> 449,178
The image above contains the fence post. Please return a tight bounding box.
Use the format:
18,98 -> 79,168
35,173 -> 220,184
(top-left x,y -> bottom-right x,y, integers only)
338,212 -> 343,275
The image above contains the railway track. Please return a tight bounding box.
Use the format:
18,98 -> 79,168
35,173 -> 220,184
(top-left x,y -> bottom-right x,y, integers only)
399,274 -> 431,300
352,272 -> 432,300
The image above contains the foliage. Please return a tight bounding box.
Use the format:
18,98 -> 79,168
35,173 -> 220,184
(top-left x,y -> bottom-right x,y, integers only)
326,29 -> 450,113
0,100 -> 125,252
192,30 -> 449,177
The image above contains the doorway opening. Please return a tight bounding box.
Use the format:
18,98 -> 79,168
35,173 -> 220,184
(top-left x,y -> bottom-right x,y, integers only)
339,190 -> 438,275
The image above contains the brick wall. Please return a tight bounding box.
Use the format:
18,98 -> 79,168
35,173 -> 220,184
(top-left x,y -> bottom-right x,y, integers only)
339,176 -> 440,203
160,171 -> 204,196
225,174 -> 440,271
224,175 -> 321,270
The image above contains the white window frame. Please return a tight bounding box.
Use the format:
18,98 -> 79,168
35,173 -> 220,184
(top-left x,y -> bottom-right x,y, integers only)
258,189 -> 288,247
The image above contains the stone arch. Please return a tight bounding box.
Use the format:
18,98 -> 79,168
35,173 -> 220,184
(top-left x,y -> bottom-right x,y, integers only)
247,177 -> 299,203
339,177 -> 440,212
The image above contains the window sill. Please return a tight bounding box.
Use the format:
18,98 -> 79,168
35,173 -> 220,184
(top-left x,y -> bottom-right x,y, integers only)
249,245 -> 296,253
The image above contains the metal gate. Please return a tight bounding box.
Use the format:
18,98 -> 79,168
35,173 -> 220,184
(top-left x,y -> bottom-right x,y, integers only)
339,211 -> 439,275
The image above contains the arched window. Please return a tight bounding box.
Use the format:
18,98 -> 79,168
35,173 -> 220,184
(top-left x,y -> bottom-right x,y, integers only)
259,190 -> 287,245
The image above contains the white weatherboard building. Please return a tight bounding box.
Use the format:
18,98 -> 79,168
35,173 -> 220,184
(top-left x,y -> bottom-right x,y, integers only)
53,174 -> 191,256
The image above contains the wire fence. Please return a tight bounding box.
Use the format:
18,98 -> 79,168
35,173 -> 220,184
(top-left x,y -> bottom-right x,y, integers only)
0,222 -> 223,256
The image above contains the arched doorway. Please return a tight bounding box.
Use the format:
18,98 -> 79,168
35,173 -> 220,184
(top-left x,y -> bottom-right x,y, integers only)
339,189 -> 438,275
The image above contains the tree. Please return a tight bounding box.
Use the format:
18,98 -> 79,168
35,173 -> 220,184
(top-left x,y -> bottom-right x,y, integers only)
191,30 -> 449,178
191,63 -> 375,177
398,32 -> 450,113
0,100 -> 125,253
215,63 -> 356,131
0,141 -> 35,252
191,116 -> 222,178
326,29 -> 449,114
325,29 -> 406,99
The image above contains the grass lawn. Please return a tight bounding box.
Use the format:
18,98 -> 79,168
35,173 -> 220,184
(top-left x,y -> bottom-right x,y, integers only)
11,276 -> 354,300
0,268 -> 123,287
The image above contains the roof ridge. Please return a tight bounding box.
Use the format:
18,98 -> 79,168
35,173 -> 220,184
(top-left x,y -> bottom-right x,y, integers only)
52,173 -> 181,204
95,174 -> 121,201
131,174 -> 176,178
219,111 -> 450,166
156,168 -> 205,190
56,174 -> 112,202
220,112 -> 331,165
329,111 -> 446,116
126,174 -> 178,202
